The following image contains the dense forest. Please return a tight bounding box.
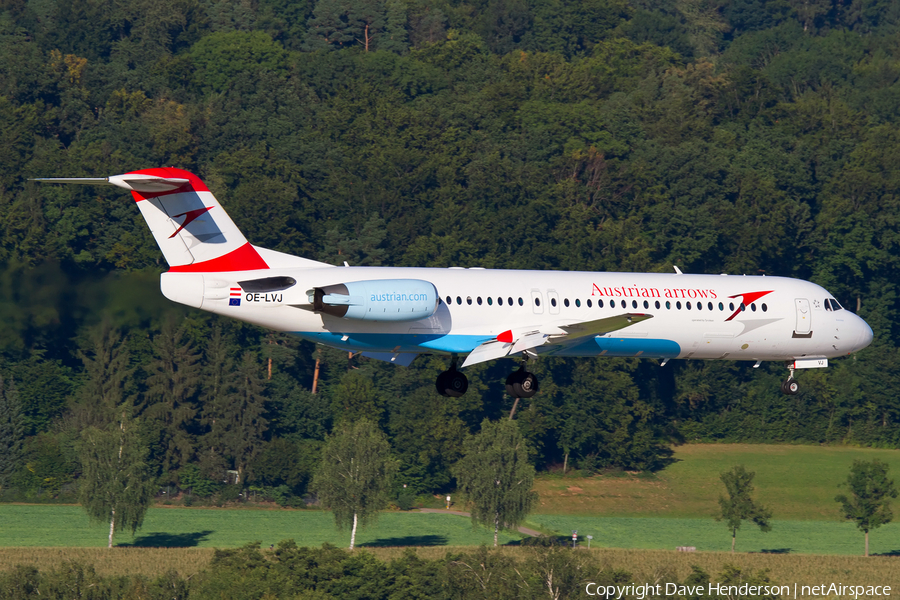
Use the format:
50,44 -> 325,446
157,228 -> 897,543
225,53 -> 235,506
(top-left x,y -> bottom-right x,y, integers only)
1,0 -> 899,503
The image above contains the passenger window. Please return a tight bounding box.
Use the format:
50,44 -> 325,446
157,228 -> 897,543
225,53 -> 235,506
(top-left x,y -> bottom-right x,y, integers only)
632,300 -> 638,309
456,296 -> 462,305
718,302 -> 724,311
740,303 -> 746,311
676,301 -> 682,310
696,302 -> 702,311
643,300 -> 649,309
467,297 -> 472,305
666,301 -> 671,309
751,303 -> 756,312
446,296 -> 451,304
655,300 -> 660,309
575,299 -> 581,307
487,297 -> 493,305
708,302 -> 713,311
535,298 -> 541,307
729,302 -> 734,311
762,303 -> 768,312
508,297 -> 513,306
518,297 -> 523,306
477,297 -> 483,305
587,299 -> 592,308
598,299 -> 604,308
564,299 -> 570,307
497,297 -> 502,305
551,298 -> 557,307
686,301 -> 692,310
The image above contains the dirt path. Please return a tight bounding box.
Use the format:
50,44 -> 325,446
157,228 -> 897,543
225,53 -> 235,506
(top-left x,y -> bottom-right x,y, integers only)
416,508 -> 542,537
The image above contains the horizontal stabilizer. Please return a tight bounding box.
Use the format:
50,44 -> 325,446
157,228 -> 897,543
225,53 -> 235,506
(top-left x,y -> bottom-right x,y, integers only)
32,175 -> 190,193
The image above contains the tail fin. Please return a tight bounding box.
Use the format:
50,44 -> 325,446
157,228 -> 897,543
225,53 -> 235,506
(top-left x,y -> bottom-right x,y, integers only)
37,168 -> 269,272
126,168 -> 268,272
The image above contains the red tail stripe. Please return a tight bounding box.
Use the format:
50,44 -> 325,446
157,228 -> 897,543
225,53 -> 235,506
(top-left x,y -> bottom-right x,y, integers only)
169,243 -> 268,273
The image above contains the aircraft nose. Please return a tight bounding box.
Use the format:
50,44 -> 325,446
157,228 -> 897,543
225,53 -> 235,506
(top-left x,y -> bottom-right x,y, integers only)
851,314 -> 874,352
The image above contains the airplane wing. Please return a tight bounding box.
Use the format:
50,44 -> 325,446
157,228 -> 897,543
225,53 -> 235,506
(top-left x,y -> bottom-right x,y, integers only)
461,313 -> 653,368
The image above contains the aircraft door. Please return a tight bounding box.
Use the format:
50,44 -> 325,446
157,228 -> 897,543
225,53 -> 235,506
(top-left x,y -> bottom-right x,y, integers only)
531,289 -> 544,315
794,298 -> 811,336
547,289 -> 560,315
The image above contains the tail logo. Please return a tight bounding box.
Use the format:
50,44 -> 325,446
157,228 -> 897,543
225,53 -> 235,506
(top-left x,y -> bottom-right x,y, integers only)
169,207 -> 214,238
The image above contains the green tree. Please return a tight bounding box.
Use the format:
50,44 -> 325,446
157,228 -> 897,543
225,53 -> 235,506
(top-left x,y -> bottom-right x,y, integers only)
0,375 -> 24,488
717,465 -> 772,552
142,319 -> 201,479
452,419 -> 538,546
311,419 -> 398,548
221,352 -> 269,482
78,413 -> 155,548
836,459 -> 898,556
73,320 -> 132,428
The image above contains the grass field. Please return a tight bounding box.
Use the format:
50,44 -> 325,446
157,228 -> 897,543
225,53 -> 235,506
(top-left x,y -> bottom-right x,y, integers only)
0,505 -> 522,548
1,504 -> 895,557
534,444 -> 900,519
529,515 -> 900,556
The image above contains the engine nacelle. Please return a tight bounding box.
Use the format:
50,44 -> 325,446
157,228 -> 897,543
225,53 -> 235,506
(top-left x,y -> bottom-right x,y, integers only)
309,279 -> 438,322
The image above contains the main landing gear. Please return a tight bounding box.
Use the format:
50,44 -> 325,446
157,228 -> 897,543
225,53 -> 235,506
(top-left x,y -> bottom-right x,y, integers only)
436,356 -> 468,397
781,364 -> 799,395
506,362 -> 539,399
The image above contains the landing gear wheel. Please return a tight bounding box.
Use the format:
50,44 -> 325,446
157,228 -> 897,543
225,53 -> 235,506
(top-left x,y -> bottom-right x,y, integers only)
781,378 -> 799,395
436,369 -> 468,397
505,368 -> 539,398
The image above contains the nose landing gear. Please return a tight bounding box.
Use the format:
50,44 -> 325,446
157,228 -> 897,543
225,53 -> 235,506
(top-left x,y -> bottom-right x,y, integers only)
436,355 -> 468,397
781,364 -> 799,395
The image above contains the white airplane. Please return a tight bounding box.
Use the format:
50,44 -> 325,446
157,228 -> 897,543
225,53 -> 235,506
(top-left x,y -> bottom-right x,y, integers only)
35,168 -> 873,398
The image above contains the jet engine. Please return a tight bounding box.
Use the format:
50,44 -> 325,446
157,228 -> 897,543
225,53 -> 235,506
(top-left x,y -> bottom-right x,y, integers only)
309,279 -> 438,322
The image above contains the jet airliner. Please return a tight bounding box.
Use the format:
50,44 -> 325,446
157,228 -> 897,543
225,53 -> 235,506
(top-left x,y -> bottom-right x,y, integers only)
35,168 -> 874,398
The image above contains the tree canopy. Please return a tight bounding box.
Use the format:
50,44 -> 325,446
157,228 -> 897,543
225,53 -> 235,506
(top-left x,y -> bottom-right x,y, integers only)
0,0 -> 899,502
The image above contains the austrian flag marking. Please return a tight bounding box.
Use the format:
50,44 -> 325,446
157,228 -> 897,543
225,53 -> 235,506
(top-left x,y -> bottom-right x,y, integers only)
229,287 -> 241,306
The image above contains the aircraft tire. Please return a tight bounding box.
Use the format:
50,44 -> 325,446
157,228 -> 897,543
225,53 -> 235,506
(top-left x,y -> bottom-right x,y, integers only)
781,379 -> 799,395
505,370 -> 524,397
513,372 -> 539,398
444,370 -> 468,397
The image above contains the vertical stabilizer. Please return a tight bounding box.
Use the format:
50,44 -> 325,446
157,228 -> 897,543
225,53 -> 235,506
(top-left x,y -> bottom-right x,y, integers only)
124,168 -> 268,272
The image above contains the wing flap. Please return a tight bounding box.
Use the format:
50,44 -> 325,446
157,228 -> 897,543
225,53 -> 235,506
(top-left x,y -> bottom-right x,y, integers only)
460,339 -> 514,368
459,313 -> 653,368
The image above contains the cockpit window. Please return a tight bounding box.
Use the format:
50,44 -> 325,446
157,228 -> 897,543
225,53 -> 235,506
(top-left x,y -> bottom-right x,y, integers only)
825,298 -> 843,311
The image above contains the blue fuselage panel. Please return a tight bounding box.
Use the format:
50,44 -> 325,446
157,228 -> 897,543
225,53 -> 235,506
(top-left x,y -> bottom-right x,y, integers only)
294,332 -> 680,359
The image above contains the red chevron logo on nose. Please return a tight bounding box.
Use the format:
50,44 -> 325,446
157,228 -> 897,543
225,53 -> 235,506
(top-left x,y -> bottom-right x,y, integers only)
169,206 -> 213,238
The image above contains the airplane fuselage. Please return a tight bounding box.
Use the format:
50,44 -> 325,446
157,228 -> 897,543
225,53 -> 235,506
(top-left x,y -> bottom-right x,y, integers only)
162,262 -> 871,363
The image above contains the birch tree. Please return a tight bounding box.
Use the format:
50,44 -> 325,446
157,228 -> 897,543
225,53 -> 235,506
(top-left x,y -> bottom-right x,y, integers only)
79,411 -> 155,548
452,419 -> 538,547
312,419 -> 397,549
